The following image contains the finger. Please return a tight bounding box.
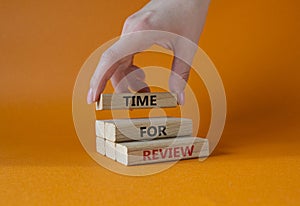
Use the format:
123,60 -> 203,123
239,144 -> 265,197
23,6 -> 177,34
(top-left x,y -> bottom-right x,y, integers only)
169,56 -> 191,105
126,65 -> 146,81
88,50 -> 119,104
87,33 -> 154,104
110,56 -> 132,93
125,65 -> 150,93
169,36 -> 198,105
111,69 -> 130,93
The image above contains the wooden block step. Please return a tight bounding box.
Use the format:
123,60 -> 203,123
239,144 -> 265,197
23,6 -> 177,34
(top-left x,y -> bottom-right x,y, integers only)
96,137 -> 105,155
95,120 -> 105,138
96,92 -> 177,110
96,117 -> 192,142
105,140 -> 116,160
116,137 -> 209,166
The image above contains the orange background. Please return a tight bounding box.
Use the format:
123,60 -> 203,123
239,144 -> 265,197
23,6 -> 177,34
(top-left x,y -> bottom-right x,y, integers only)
1,0 -> 299,205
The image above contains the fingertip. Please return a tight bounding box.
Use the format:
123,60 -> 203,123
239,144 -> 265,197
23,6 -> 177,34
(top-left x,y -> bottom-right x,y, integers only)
87,88 -> 93,104
177,92 -> 185,105
92,92 -> 98,103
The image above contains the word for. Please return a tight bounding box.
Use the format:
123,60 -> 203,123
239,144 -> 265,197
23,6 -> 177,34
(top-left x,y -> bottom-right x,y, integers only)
140,126 -> 167,137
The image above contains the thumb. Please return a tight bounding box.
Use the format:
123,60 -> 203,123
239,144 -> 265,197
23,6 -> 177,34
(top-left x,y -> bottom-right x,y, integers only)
169,57 -> 191,105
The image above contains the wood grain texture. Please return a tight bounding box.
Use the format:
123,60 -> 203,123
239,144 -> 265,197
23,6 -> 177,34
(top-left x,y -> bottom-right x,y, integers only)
96,137 -> 105,155
105,140 -> 116,160
96,117 -> 192,142
116,137 -> 209,166
96,92 -> 177,110
95,120 -> 105,138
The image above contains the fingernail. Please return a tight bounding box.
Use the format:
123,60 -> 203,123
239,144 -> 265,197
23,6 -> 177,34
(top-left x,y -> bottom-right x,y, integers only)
177,92 -> 185,105
87,88 -> 93,104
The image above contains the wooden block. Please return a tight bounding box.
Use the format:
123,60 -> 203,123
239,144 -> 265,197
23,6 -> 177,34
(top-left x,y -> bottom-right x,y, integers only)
96,92 -> 177,110
115,137 -> 209,166
96,117 -> 192,142
96,137 -> 105,155
95,120 -> 105,138
105,140 -> 116,160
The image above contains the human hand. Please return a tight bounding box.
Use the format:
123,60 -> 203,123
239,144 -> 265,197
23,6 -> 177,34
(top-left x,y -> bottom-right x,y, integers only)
87,0 -> 210,105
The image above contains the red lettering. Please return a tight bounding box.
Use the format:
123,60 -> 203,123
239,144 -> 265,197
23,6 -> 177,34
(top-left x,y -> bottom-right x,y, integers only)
143,146 -> 194,161
159,148 -> 168,159
143,150 -> 151,160
152,149 -> 159,160
174,147 -> 180,158
168,148 -> 173,158
181,145 -> 194,157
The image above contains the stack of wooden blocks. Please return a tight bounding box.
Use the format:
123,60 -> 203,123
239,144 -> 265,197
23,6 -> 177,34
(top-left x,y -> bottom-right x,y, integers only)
95,92 -> 209,166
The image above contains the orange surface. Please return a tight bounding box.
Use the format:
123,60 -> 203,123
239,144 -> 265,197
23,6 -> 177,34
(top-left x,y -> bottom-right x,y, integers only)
0,0 -> 300,205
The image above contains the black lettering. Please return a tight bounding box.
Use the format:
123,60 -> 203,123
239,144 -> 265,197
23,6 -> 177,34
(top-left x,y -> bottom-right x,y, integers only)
131,96 -> 136,106
147,126 -> 157,137
150,95 -> 157,106
123,96 -> 131,107
140,126 -> 147,137
137,95 -> 148,106
158,126 -> 167,136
